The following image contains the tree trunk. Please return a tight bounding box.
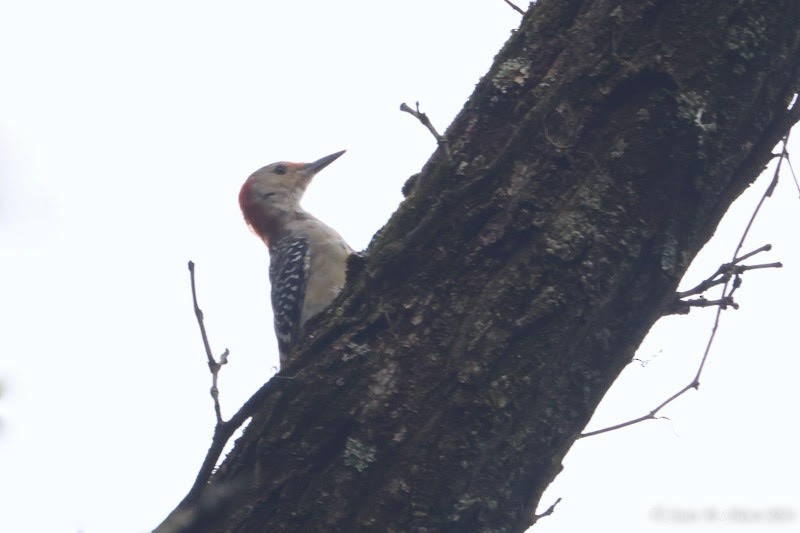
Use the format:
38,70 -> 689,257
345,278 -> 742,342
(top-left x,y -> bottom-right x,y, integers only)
159,1 -> 800,531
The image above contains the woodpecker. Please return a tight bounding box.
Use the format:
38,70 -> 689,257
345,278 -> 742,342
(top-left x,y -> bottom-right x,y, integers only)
239,150 -> 352,367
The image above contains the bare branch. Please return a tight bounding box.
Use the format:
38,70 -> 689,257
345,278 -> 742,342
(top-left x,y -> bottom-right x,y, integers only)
787,150 -> 800,197
734,243 -> 772,263
581,135 -> 791,439
188,261 -> 229,424
181,378 -> 275,506
671,296 -> 738,314
531,497 -> 562,526
733,134 -> 790,257
162,377 -> 280,530
172,262 -> 286,515
502,0 -> 526,15
400,102 -> 452,159
674,244 -> 776,300
580,383 -> 690,439
667,257 -> 781,315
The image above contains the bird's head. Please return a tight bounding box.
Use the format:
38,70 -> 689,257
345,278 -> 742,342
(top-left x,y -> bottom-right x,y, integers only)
239,150 -> 345,244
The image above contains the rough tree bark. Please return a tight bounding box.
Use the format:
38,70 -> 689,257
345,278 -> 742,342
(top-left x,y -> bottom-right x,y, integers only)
159,1 -> 800,531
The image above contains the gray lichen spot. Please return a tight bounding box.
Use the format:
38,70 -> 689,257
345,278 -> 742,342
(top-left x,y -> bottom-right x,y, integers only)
544,212 -> 592,261
492,57 -> 531,93
449,494 -> 480,521
366,360 -> 399,411
488,388 -> 509,409
449,495 -> 501,524
678,91 -> 717,135
725,14 -> 767,63
457,360 -> 484,384
392,425 -> 407,443
509,161 -> 530,193
343,437 -> 376,472
609,137 -> 628,159
342,341 -> 370,361
660,233 -> 678,272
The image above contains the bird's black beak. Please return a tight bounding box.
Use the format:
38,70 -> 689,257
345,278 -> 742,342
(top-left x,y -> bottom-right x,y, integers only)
303,150 -> 346,174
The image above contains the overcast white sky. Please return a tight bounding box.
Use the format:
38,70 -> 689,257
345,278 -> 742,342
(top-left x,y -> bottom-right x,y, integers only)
1,2 -> 798,532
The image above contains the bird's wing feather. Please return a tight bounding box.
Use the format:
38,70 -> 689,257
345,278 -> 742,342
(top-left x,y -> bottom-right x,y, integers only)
269,237 -> 309,365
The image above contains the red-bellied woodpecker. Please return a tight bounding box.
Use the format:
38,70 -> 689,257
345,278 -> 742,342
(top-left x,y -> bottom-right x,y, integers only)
239,150 -> 352,368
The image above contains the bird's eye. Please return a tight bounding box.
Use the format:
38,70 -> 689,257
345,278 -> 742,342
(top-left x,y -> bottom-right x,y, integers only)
273,164 -> 287,175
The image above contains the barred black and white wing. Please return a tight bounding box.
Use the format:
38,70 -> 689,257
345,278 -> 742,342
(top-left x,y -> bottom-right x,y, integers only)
269,237 -> 309,364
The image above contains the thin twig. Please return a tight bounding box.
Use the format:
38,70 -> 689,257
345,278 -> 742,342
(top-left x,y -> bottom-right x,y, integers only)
178,377 -> 278,508
179,261 -> 286,510
674,244 -> 773,300
580,134 -> 791,439
400,102 -> 452,159
673,296 -> 737,313
188,261 -> 229,424
531,497 -> 562,526
502,0 -> 526,15
734,243 -> 772,264
733,135 -> 789,258
786,150 -> 800,196
669,256 -> 782,315
580,303 -> 720,439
